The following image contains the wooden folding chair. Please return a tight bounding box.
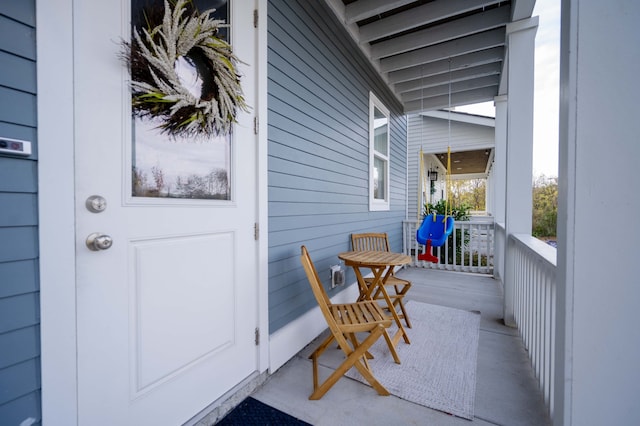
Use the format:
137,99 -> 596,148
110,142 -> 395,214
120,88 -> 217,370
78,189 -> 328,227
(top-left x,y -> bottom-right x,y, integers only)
350,233 -> 413,328
300,246 -> 400,400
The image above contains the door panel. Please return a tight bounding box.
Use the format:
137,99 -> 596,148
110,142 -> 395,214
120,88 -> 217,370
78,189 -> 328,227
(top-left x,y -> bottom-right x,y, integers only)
74,1 -> 258,424
130,232 -> 236,395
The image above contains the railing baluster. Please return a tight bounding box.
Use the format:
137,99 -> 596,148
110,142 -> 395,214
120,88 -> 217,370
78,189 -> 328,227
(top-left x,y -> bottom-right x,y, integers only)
402,219 -> 495,274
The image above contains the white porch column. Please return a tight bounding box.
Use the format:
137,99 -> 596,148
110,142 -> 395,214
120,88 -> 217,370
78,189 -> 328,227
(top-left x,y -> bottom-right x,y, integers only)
503,17 -> 537,327
492,95 -> 507,283
555,1 -> 640,425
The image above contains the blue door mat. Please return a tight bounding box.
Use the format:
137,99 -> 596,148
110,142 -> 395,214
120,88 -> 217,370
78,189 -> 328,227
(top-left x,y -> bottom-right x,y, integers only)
216,397 -> 312,425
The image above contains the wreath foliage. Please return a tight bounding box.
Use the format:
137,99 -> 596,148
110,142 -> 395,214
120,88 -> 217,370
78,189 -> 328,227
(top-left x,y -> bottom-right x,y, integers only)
123,0 -> 248,138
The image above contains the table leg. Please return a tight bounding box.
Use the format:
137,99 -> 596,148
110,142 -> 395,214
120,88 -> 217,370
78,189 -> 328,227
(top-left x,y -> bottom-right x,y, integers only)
350,262 -> 410,347
352,266 -> 368,301
360,267 -> 386,301
375,268 -> 410,345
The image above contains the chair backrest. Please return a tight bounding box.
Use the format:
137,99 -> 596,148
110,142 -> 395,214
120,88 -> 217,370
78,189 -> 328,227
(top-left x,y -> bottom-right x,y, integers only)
351,232 -> 391,252
300,246 -> 339,331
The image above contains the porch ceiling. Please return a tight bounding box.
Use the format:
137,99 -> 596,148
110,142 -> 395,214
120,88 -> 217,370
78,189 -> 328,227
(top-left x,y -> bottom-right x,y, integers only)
434,148 -> 493,176
326,0 -> 536,114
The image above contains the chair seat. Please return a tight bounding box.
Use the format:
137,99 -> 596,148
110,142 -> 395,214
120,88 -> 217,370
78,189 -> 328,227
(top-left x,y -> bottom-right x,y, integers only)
330,301 -> 393,333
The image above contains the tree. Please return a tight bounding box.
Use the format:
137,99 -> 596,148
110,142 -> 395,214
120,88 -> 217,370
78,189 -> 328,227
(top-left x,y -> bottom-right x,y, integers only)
151,166 -> 165,194
174,167 -> 230,199
175,174 -> 209,198
532,175 -> 558,238
448,179 -> 486,211
132,166 -> 148,196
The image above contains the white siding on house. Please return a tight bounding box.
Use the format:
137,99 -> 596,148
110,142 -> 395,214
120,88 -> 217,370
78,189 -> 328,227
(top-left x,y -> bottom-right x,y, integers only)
407,112 -> 495,219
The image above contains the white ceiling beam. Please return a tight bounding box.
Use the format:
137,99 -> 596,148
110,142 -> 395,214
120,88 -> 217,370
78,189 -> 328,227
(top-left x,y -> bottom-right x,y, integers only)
400,75 -> 500,102
388,47 -> 504,84
371,7 -> 510,59
421,110 -> 496,127
396,62 -> 502,93
345,0 -> 415,25
511,0 -> 536,21
359,0 -> 503,43
404,86 -> 498,113
380,27 -> 506,73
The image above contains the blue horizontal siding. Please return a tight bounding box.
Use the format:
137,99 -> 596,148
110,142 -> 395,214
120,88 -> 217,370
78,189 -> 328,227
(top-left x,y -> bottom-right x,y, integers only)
0,391 -> 40,426
0,158 -> 37,191
0,51 -> 36,93
0,15 -> 36,60
0,1 -> 40,425
0,358 -> 40,406
267,0 -> 407,333
0,227 -> 38,263
0,87 -> 37,127
0,326 -> 39,370
0,293 -> 39,335
0,260 -> 38,298
0,193 -> 37,227
0,1 -> 36,27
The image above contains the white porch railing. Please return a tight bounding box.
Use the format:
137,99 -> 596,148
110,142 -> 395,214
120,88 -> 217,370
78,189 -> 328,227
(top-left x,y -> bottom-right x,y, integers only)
405,219 -> 557,417
402,217 -> 494,274
508,231 -> 557,418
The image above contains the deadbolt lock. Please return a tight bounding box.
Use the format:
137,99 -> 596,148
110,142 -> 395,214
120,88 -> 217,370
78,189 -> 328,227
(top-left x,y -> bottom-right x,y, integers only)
86,195 -> 107,213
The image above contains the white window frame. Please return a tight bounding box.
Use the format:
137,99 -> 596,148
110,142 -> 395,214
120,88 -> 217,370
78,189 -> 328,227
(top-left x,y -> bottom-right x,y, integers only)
369,92 -> 390,211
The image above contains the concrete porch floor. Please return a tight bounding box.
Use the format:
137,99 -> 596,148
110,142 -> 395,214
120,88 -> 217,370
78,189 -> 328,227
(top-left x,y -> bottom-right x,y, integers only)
249,268 -> 551,425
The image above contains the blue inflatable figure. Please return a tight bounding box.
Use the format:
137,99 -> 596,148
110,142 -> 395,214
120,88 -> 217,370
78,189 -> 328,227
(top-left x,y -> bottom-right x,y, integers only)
416,213 -> 454,263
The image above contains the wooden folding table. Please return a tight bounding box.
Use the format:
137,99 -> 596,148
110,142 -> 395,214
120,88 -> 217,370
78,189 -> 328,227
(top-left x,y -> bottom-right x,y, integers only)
338,250 -> 412,348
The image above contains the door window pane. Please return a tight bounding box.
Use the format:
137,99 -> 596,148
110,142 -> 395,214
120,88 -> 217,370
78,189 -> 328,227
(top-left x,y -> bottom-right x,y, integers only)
130,0 -> 231,200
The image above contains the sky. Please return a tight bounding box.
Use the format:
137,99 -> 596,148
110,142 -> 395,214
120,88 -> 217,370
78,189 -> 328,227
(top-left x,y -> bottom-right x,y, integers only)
456,0 -> 560,178
133,58 -> 231,193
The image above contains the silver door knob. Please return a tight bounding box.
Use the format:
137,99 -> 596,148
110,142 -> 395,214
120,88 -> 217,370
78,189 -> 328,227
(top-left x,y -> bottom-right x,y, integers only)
86,195 -> 107,213
86,233 -> 113,251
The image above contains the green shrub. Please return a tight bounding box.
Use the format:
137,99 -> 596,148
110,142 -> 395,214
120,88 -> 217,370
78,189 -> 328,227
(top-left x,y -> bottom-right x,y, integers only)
422,200 -> 471,221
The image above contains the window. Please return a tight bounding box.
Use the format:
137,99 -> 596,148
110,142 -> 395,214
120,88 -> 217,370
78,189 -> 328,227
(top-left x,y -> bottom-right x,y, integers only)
130,0 -> 232,200
369,92 -> 390,211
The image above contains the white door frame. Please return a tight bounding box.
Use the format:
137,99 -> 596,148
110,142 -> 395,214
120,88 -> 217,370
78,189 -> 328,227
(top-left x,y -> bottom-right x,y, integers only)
36,1 -> 269,424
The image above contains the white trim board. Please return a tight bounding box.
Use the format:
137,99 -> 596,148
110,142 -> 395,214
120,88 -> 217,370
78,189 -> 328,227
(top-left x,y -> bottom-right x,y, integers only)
37,0 -> 78,424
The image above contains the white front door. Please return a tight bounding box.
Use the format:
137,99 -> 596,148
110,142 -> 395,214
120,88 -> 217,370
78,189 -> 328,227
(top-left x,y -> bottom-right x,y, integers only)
73,1 -> 258,424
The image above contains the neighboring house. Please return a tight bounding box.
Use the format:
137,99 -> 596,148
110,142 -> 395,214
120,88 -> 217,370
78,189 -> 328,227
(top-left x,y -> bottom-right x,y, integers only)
407,111 -> 495,219
1,1 -> 639,426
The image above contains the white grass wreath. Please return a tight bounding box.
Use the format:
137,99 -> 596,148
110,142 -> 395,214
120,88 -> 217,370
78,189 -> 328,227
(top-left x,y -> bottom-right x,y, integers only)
124,0 -> 248,138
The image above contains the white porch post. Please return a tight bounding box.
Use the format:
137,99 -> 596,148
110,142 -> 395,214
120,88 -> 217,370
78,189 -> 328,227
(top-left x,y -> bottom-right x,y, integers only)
485,171 -> 492,216
492,95 -> 507,283
555,1 -> 640,425
502,17 -> 537,327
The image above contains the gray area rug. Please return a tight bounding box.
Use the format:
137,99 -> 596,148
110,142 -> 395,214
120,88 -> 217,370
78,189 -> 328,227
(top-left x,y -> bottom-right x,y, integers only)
345,301 -> 481,420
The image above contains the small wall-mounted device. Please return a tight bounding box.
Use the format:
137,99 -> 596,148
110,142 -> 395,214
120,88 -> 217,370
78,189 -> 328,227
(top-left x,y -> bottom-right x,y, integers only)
330,264 -> 345,288
0,137 -> 32,157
